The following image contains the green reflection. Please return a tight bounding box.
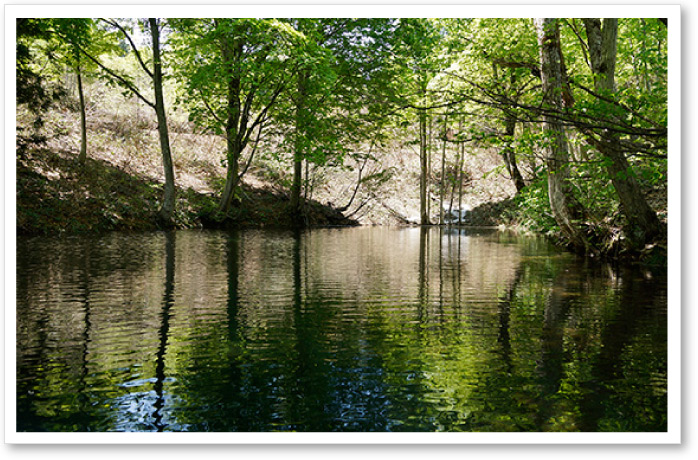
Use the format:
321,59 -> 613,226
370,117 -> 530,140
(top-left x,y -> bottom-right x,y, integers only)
16,228 -> 667,432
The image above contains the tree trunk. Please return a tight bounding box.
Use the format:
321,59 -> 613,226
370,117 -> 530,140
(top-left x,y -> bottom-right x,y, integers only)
457,124 -> 466,223
502,113 -> 526,192
149,19 -> 176,225
76,60 -> 87,165
218,32 -> 243,215
218,135 -> 242,214
535,18 -> 590,253
427,111 -> 432,220
289,157 -> 302,211
290,71 -> 307,215
498,70 -> 525,193
583,18 -> 662,247
448,119 -> 462,222
439,113 -> 448,225
419,79 -> 430,225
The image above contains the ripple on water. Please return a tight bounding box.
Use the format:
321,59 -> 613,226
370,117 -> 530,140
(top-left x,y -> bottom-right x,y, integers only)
16,228 -> 668,432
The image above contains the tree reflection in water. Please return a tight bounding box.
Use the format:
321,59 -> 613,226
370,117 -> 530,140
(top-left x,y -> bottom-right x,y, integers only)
16,228 -> 667,432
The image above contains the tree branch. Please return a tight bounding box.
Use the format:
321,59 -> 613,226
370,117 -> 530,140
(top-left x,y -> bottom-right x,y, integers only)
490,57 -> 541,78
563,18 -> 591,69
237,116 -> 266,183
65,36 -> 155,108
101,18 -> 154,79
197,86 -> 224,126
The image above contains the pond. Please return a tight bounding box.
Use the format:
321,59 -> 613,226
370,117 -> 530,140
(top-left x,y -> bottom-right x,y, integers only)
16,227 -> 667,432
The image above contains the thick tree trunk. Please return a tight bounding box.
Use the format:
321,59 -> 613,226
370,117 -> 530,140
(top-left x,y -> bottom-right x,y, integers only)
536,18 -> 590,253
149,19 -> 176,225
583,18 -> 662,247
219,136 -> 242,214
76,61 -> 87,165
218,33 -> 243,215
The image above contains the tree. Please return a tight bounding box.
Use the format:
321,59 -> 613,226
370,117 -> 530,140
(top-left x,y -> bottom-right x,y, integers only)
534,18 -> 591,253
394,19 -> 444,225
440,18 -> 666,251
171,19 -> 304,215
281,19 -> 400,221
147,18 -> 176,224
438,111 -> 449,224
581,18 -> 663,248
436,18 -> 537,196
20,19 -> 117,165
472,19 -> 536,194
53,19 -> 118,166
73,18 -> 177,225
284,19 -> 336,217
53,19 -> 93,165
498,71 -> 527,193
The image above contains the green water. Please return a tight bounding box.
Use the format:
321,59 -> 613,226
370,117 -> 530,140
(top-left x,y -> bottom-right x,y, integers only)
16,227 -> 667,432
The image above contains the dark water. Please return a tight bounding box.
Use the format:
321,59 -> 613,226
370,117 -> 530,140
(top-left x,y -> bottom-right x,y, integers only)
16,227 -> 667,432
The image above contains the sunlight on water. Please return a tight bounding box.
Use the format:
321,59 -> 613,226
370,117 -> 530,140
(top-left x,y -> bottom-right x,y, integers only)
16,227 -> 667,432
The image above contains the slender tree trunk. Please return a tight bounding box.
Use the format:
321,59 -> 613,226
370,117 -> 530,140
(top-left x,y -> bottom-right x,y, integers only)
76,60 -> 87,165
149,19 -> 176,225
419,79 -> 430,225
304,160 -> 310,202
583,18 -> 662,247
290,70 -> 307,215
290,157 -> 302,214
439,113 -> 448,225
502,113 -> 526,192
448,119 -> 461,222
536,18 -> 590,253
458,125 -> 466,223
427,111 -> 432,220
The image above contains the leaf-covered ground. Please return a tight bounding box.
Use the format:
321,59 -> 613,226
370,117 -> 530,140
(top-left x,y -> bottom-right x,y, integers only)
17,146 -> 357,236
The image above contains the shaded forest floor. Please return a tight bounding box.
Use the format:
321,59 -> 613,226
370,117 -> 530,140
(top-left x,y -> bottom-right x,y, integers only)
17,147 -> 356,236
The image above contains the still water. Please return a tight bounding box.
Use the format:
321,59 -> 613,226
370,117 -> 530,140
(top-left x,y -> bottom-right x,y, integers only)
16,227 -> 667,432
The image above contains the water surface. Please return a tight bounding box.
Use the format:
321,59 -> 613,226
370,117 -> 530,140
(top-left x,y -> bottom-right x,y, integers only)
16,227 -> 667,432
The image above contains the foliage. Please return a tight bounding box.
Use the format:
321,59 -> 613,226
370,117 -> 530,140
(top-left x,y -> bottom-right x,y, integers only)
511,174 -> 558,234
16,19 -> 67,153
170,19 -> 304,137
